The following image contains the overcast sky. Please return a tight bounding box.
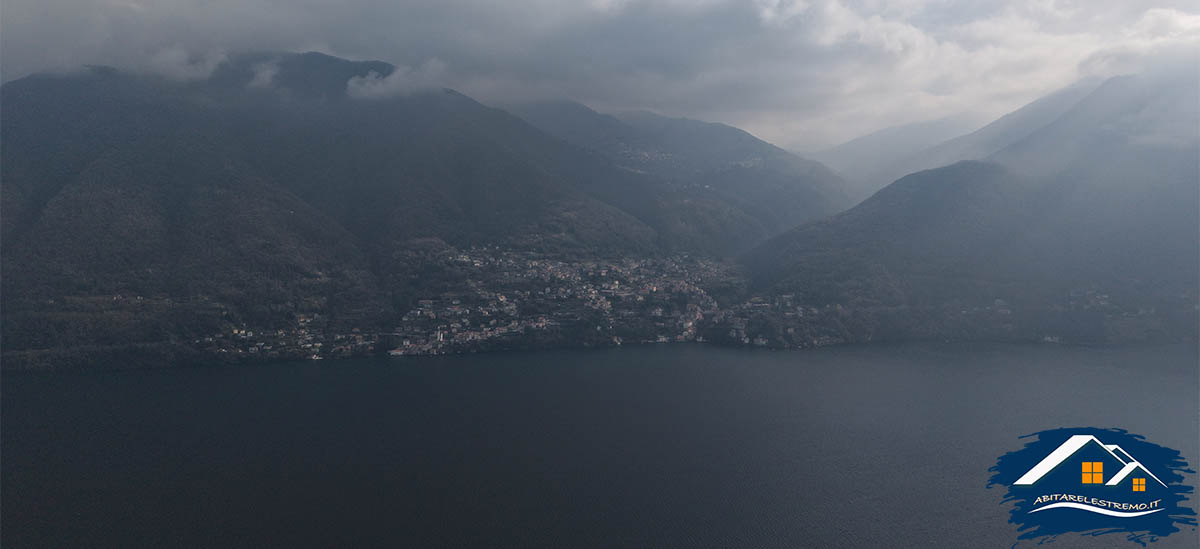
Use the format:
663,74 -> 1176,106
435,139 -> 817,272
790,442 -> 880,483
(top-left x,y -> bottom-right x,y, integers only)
3,1 -> 1197,150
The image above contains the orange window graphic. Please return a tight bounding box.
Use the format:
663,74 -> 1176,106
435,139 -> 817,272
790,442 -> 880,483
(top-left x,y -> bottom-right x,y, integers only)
1133,478 -> 1146,492
1081,462 -> 1103,484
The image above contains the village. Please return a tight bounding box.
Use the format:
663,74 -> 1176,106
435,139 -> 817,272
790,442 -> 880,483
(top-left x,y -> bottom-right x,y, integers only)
192,247 -> 1189,362
198,249 -> 744,360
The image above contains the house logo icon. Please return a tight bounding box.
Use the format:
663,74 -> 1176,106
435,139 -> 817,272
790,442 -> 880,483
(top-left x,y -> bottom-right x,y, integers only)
988,428 -> 1196,545
1013,434 -> 1168,517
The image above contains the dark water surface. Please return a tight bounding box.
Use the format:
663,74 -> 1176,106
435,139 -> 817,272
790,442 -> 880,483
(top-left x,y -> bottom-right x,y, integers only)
4,343 -> 1197,548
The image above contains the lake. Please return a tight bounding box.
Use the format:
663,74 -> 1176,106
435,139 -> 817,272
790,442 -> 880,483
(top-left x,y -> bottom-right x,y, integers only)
3,343 -> 1197,547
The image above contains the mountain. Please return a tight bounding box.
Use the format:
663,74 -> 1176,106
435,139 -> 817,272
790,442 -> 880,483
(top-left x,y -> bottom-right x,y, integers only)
5,51 -> 1192,366
746,162 -> 1039,305
0,52 -> 795,366
903,76 -> 1103,173
508,100 -> 852,252
2,53 -> 666,299
1,53 -> 672,255
989,70 -> 1197,178
987,68 -> 1200,293
741,69 -> 1198,345
808,114 -> 982,202
1,51 -> 857,367
828,77 -> 1103,197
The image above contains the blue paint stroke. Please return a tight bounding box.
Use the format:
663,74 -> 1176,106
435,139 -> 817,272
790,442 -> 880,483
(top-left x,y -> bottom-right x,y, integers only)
988,427 -> 1196,546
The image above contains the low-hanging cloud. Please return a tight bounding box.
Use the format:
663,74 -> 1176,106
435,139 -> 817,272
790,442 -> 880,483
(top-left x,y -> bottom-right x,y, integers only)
2,1 -> 1197,149
146,47 -> 227,81
346,59 -> 448,98
247,60 -> 280,88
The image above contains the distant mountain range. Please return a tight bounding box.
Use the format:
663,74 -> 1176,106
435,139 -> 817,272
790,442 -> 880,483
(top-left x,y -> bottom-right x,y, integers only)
808,114 -> 983,201
0,51 -> 851,367
814,77 -> 1103,199
741,67 -> 1198,345
1,51 -> 1195,368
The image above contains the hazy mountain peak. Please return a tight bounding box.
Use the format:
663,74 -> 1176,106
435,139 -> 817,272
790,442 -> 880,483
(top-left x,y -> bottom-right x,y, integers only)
743,71 -> 1197,329
820,76 -> 1107,199
989,68 -> 1199,178
807,113 -> 985,201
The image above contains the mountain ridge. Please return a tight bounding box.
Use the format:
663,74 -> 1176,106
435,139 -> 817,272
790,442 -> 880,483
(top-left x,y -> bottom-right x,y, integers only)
2,53 -> 1194,368
1,51 -> 852,368
508,99 -> 851,252
733,69 -> 1197,348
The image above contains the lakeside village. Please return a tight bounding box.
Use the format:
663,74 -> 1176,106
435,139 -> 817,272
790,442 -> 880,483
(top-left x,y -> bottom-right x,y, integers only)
206,249 -> 746,360
197,248 -> 1179,362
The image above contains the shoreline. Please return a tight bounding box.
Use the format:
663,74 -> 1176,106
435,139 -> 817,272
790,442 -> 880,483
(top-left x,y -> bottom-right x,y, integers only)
5,336 -> 1196,374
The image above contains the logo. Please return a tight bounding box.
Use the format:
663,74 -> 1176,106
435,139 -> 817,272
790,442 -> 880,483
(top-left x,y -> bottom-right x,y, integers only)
989,428 -> 1196,545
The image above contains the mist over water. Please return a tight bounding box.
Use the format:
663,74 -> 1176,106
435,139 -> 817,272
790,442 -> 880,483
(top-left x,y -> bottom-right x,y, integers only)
4,343 -> 1197,547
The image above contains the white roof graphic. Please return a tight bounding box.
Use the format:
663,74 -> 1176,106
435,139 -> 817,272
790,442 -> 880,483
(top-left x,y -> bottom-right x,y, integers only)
1106,461 -> 1167,487
1013,434 -> 1166,487
1105,444 -> 1135,463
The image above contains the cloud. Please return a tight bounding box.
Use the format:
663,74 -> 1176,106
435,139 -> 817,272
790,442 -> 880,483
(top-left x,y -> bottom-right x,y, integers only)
248,60 -> 279,88
1077,8 -> 1200,77
2,1 -> 1197,149
346,59 -> 448,98
146,47 -> 227,81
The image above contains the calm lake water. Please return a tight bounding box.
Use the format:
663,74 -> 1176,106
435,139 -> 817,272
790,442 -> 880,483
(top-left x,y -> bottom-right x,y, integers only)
3,343 -> 1197,548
